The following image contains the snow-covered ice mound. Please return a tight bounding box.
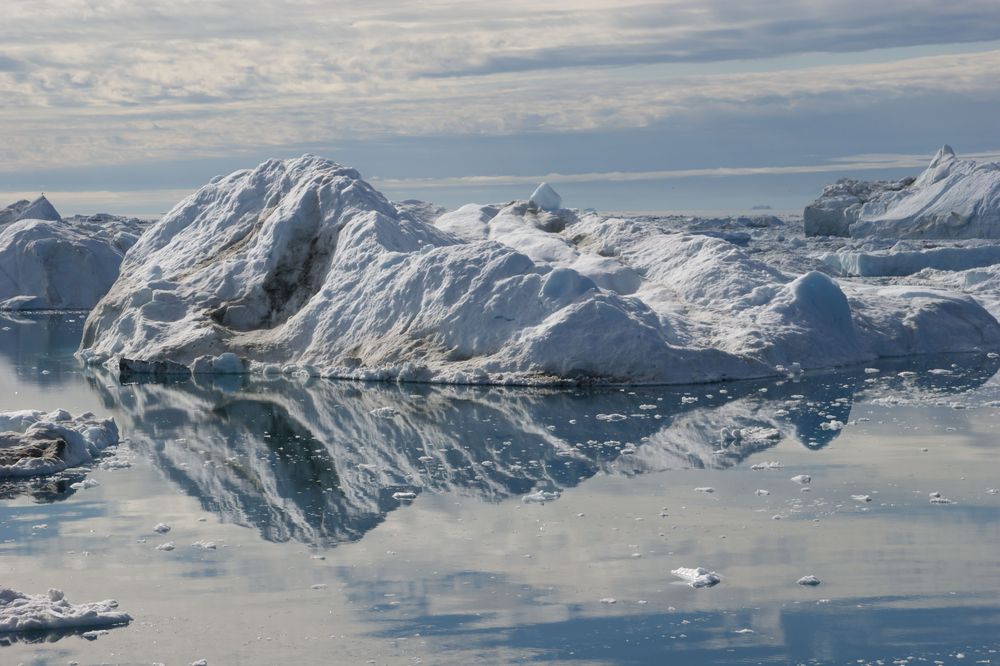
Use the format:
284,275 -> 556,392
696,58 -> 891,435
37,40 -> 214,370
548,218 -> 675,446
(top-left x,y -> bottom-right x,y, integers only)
805,145 -> 1000,238
0,587 -> 130,635
0,202 -> 148,310
79,155 -> 1000,385
0,410 -> 119,477
0,195 -> 61,226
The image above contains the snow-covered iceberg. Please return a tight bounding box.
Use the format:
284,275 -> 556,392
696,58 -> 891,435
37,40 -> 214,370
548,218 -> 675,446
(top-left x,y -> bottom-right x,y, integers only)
79,155 -> 1000,385
0,409 -> 119,477
805,145 -> 1000,238
0,200 -> 148,310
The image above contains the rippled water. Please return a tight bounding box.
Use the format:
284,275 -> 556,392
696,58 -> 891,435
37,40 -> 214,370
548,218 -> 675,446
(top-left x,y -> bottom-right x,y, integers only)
2,313 -> 1000,664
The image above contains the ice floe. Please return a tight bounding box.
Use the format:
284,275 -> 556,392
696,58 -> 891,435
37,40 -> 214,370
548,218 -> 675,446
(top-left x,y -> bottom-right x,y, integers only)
76,154 -> 1000,385
0,410 -> 119,477
671,567 -> 721,588
0,587 -> 131,635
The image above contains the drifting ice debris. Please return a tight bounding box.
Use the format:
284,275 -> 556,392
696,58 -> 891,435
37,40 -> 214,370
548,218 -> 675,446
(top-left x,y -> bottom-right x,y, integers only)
0,410 -> 119,478
797,575 -> 822,586
522,490 -> 560,503
529,182 -> 562,211
790,474 -> 812,485
694,487 -> 715,493
77,154 -> 1000,385
155,542 -> 175,551
392,491 -> 417,501
671,567 -> 721,588
755,489 -> 770,496
369,407 -> 400,418
153,523 -> 171,534
851,495 -> 873,503
751,461 -> 783,470
0,587 -> 131,634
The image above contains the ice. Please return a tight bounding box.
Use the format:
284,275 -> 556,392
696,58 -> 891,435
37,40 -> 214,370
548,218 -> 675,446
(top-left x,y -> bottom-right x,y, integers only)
522,490 -> 560,503
0,201 -> 148,310
0,410 -> 119,477
806,146 -> 1000,238
791,474 -> 812,485
77,155 -> 1000,386
529,182 -> 563,212
0,587 -> 131,634
153,523 -> 171,534
671,567 -> 721,588
797,575 -> 822,586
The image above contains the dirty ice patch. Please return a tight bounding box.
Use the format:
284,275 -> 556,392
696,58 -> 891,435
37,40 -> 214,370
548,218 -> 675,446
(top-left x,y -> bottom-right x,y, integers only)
0,410 -> 119,477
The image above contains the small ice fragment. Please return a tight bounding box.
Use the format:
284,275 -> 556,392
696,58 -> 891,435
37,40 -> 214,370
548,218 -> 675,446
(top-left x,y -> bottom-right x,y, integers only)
929,497 -> 954,505
671,567 -> 721,588
153,523 -> 171,534
751,461 -> 783,470
191,541 -> 217,549
191,661 -> 208,666
929,491 -> 941,498
595,413 -> 627,422
755,489 -> 770,496
734,628 -> 755,634
797,575 -> 821,586
392,491 -> 417,501
155,542 -> 175,551
369,407 -> 399,418
694,487 -> 715,493
311,584 -> 328,590
820,420 -> 844,431
851,495 -> 872,503
599,597 -> 616,604
790,474 -> 811,485
522,490 -> 560,503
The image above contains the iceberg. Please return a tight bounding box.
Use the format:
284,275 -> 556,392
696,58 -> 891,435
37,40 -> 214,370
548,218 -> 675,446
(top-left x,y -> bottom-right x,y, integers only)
0,587 -> 130,636
0,201 -> 149,310
805,145 -> 1000,238
78,155 -> 1000,385
0,409 -> 119,477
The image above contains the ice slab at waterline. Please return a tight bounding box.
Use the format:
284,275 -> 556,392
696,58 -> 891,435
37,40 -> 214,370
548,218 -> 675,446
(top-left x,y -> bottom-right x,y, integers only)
5,313 -> 1000,663
0,409 -> 119,477
77,154 -> 1000,385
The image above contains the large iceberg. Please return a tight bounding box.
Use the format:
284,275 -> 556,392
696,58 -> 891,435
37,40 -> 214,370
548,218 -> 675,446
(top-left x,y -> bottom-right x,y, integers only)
0,201 -> 148,310
78,155 -> 1000,385
805,145 -> 1000,238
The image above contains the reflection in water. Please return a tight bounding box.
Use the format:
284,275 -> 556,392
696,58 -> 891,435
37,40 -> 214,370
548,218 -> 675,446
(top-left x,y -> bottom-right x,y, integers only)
79,352 -> 1000,547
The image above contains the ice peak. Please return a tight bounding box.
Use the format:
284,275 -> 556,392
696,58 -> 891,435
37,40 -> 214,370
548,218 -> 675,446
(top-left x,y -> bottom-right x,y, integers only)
530,182 -> 562,212
929,144 -> 957,168
18,195 -> 61,223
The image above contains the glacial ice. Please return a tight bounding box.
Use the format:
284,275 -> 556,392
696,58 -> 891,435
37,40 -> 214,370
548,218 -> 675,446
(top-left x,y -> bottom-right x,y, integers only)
77,155 -> 1000,385
671,567 -> 721,588
0,587 -> 131,635
0,203 -> 148,310
806,146 -> 1000,238
0,410 -> 119,477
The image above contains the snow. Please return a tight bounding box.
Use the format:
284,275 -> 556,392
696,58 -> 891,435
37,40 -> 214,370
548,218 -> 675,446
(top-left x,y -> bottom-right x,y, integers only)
0,410 -> 119,477
806,146 -> 1000,238
0,587 -> 131,634
671,567 -> 721,588
0,202 -> 149,310
78,154 -> 1000,385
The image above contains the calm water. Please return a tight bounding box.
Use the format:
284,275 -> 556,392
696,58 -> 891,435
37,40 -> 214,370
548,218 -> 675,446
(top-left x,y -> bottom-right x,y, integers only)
2,313 -> 1000,665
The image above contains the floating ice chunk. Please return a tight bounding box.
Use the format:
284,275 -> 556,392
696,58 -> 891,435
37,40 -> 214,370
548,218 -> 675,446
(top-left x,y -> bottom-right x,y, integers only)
192,352 -> 245,375
755,489 -> 770,496
790,474 -> 812,485
153,523 -> 171,534
191,541 -> 217,550
694,487 -> 715,493
392,491 -> 417,501
751,461 -> 783,470
596,413 -> 627,422
820,420 -> 844,431
0,587 -> 131,634
929,496 -> 954,505
369,407 -> 399,418
671,567 -> 721,588
70,478 -> 100,490
522,490 -> 560,503
155,542 -> 175,551
0,411 -> 119,478
530,182 -> 562,212
734,628 -> 755,634
797,575 -> 821,586
599,597 -> 616,604
851,495 -> 872,503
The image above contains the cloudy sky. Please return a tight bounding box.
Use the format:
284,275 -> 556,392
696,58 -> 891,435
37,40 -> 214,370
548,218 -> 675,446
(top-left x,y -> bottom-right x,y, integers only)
2,0 -> 1000,215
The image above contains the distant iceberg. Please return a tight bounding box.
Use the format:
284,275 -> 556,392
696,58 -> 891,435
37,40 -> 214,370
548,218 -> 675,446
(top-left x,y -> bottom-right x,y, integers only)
805,145 -> 1000,238
77,154 -> 1000,385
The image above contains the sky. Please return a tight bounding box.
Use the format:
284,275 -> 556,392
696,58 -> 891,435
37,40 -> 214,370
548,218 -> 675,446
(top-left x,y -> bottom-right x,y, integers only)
2,0 -> 1000,216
